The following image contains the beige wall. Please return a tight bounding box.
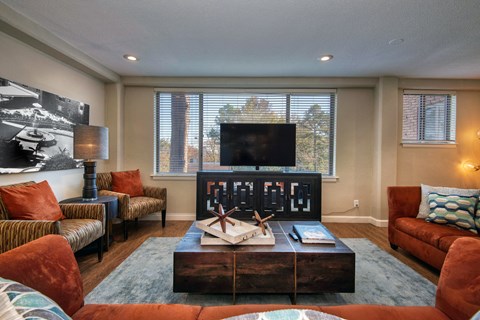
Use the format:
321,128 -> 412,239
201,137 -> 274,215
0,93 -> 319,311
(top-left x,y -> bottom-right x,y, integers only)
4,26 -> 480,225
121,78 -> 480,225
0,31 -> 106,200
397,89 -> 480,189
121,82 -> 379,222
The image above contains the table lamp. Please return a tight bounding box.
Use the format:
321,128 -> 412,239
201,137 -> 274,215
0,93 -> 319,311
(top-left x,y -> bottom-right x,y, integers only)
74,124 -> 109,200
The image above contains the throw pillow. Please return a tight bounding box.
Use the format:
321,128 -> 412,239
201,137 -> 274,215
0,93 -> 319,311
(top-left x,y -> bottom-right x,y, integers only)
417,184 -> 479,219
475,206 -> 480,234
223,309 -> 344,320
0,181 -> 65,221
111,169 -> 144,197
426,192 -> 478,234
0,277 -> 72,320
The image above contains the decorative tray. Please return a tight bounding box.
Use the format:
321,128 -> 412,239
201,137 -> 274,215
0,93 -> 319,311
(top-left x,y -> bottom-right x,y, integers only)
200,223 -> 275,246
196,217 -> 261,245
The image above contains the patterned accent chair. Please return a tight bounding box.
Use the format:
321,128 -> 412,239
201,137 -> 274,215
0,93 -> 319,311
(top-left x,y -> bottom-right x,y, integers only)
96,172 -> 167,240
0,181 -> 105,261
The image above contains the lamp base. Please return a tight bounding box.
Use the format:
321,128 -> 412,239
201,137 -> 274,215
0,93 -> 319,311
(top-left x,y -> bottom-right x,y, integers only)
82,160 -> 98,201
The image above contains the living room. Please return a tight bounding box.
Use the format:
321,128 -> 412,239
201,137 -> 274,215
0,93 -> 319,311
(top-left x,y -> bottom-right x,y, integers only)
0,1 -> 480,320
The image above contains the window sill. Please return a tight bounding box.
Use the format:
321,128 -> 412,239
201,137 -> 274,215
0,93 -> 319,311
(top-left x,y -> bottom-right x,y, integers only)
151,174 -> 196,181
401,142 -> 457,149
151,173 -> 339,182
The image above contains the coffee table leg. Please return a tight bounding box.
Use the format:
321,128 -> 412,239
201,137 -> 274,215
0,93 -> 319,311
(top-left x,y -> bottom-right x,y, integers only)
289,292 -> 297,305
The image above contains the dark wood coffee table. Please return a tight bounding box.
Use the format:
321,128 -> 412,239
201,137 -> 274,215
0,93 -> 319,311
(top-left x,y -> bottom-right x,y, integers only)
173,221 -> 355,303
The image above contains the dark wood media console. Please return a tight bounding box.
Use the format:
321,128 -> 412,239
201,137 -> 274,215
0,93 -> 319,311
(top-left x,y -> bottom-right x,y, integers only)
196,171 -> 322,221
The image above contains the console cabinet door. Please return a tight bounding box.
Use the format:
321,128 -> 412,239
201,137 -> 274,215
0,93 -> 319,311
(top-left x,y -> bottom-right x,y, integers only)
197,171 -> 321,221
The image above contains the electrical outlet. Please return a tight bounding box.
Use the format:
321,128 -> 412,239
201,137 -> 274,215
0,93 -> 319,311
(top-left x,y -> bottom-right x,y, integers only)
353,200 -> 359,208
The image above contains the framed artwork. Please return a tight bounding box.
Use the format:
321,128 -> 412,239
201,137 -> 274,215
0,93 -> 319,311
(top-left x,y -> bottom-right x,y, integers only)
0,76 -> 90,174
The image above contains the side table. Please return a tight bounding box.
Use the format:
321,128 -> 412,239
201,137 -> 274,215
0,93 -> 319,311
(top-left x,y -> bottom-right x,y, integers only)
60,195 -> 119,251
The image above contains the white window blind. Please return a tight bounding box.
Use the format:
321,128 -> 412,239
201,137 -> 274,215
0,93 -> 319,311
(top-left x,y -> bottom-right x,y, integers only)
402,91 -> 456,144
154,90 -> 336,175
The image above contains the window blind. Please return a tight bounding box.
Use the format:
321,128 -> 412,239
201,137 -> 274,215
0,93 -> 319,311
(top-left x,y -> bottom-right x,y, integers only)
402,92 -> 456,144
154,90 -> 337,175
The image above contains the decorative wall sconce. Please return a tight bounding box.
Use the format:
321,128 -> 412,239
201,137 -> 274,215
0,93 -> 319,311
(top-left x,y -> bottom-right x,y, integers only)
463,160 -> 480,172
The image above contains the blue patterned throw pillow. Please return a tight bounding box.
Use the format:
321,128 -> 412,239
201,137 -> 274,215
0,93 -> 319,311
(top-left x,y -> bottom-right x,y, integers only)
476,205 -> 480,234
426,192 -> 478,234
223,309 -> 344,320
0,277 -> 72,320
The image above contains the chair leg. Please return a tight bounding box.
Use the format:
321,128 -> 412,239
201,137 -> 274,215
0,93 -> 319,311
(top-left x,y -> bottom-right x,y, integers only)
123,220 -> 128,241
390,242 -> 398,250
97,237 -> 104,262
162,209 -> 166,228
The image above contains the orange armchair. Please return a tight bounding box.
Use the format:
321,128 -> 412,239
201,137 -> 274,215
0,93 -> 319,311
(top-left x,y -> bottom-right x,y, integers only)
0,181 -> 105,261
96,171 -> 166,240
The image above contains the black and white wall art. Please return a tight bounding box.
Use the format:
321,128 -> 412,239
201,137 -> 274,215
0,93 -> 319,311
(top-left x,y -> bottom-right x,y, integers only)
0,77 -> 89,174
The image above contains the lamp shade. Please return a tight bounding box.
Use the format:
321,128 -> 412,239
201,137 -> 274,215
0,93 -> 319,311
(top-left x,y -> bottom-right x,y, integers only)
73,125 -> 109,160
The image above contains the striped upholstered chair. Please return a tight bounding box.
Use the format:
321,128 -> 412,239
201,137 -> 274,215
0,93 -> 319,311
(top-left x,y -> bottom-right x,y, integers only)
96,170 -> 167,240
0,181 -> 105,261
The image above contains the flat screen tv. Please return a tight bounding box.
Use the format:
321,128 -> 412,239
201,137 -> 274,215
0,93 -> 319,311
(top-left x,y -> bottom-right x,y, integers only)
220,123 -> 296,168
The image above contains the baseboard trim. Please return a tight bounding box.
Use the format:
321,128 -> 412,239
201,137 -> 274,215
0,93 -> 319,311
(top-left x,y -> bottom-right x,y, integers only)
142,212 -> 388,227
141,212 -> 196,221
322,215 -> 388,227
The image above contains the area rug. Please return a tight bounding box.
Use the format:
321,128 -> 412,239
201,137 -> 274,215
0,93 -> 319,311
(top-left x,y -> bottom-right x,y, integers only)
85,237 -> 436,306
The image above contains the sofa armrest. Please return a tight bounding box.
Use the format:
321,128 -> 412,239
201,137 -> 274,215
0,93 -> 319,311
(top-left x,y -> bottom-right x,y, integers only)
0,220 -> 60,253
387,186 -> 421,223
435,237 -> 480,320
0,234 -> 84,316
143,186 -> 167,201
59,203 -> 106,233
98,190 -> 130,218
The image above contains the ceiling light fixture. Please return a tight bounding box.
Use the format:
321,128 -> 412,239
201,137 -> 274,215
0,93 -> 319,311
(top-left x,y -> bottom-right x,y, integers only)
388,38 -> 404,45
123,54 -> 138,61
318,55 -> 333,62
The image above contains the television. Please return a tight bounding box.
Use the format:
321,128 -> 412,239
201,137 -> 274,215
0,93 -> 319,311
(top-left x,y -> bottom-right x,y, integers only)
220,123 -> 296,168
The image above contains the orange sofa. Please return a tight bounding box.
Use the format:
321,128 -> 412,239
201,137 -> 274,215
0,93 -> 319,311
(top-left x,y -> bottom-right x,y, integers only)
0,235 -> 479,320
388,186 -> 480,270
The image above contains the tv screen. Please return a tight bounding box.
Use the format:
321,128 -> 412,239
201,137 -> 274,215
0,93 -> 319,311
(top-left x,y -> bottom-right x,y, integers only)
220,123 -> 296,167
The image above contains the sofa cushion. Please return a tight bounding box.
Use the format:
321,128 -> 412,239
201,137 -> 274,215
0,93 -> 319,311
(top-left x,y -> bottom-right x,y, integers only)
437,235 -> 479,252
436,237 -> 480,320
320,305 -> 450,320
72,303 -> 202,320
123,196 -> 163,221
0,277 -> 72,320
0,180 -> 65,221
111,170 -> 144,197
426,192 -> 478,234
198,305 -> 322,320
394,217 -> 472,248
60,219 -> 103,253
224,309 -> 344,320
417,184 -> 479,219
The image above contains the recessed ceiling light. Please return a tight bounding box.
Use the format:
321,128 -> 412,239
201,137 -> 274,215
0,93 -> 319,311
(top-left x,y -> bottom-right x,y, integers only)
123,54 -> 139,61
318,55 -> 333,62
388,38 -> 404,45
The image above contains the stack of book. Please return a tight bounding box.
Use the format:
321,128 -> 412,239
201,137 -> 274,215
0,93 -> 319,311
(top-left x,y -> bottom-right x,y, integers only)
292,224 -> 336,244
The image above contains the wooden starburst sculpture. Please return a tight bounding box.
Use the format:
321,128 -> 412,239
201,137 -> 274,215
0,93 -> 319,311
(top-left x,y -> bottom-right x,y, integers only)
208,204 -> 237,233
253,211 -> 274,235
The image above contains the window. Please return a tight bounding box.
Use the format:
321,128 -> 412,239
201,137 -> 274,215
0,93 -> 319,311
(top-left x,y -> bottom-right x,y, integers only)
402,91 -> 456,144
154,90 -> 336,175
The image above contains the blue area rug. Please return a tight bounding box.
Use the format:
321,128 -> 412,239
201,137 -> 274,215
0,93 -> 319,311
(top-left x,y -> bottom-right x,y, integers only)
85,237 -> 436,306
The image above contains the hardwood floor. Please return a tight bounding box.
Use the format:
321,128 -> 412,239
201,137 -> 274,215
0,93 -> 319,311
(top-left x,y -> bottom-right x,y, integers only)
77,221 -> 440,296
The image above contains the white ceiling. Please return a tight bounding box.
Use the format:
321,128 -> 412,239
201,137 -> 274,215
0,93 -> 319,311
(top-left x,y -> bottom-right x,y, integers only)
1,0 -> 480,79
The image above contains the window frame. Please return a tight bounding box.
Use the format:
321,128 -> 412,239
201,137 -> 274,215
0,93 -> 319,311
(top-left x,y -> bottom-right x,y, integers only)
401,90 -> 456,146
154,88 -> 337,176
